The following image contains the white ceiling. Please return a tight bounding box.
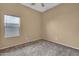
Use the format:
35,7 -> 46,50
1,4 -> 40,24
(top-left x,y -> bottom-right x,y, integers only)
21,3 -> 60,12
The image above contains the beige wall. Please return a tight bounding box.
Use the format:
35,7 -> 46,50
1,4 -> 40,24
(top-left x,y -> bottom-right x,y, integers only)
43,3 -> 79,49
1,3 -> 79,50
0,4 -> 42,49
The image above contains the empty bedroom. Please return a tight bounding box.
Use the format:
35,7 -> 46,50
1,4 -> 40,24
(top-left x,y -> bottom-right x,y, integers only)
0,3 -> 79,56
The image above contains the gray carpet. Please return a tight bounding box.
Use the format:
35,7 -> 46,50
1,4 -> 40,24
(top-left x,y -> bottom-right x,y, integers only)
0,39 -> 79,56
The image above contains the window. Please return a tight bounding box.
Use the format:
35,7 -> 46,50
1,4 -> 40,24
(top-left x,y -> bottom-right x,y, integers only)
4,15 -> 20,38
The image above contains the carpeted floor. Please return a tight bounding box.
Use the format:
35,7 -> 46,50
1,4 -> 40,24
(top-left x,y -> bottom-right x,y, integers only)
0,39 -> 79,56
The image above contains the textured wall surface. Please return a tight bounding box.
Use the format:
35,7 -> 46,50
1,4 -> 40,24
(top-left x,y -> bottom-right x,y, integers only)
1,3 -> 79,50
43,3 -> 79,49
0,3 -> 42,49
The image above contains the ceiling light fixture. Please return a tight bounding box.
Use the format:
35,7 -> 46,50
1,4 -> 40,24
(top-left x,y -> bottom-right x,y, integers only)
31,3 -> 45,7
